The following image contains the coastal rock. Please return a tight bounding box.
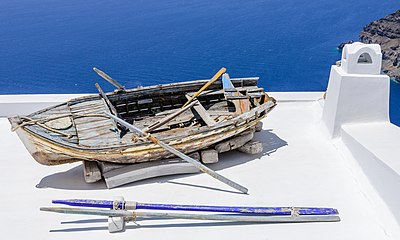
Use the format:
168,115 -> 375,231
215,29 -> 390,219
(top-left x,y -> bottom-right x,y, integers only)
359,10 -> 400,81
338,40 -> 354,51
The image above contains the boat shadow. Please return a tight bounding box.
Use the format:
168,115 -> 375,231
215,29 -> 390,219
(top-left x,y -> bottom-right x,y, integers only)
208,129 -> 288,171
36,129 -> 287,191
36,164 -> 107,190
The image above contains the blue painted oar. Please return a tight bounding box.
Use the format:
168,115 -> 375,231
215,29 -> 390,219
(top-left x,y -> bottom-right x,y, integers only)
52,199 -> 339,216
40,207 -> 341,223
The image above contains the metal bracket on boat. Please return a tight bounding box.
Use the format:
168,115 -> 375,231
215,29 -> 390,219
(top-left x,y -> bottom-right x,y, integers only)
108,196 -> 126,233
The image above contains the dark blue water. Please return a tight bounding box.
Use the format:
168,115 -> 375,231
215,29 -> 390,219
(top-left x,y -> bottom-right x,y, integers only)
0,0 -> 399,124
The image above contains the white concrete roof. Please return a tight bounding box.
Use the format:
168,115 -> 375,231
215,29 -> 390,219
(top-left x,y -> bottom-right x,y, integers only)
1,92 -> 399,239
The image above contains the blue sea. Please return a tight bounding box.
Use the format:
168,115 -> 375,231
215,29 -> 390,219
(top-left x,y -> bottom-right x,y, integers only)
0,0 -> 399,125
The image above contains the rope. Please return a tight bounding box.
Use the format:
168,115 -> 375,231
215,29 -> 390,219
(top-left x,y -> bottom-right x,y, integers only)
17,116 -> 73,138
131,133 -> 150,142
11,113 -> 110,138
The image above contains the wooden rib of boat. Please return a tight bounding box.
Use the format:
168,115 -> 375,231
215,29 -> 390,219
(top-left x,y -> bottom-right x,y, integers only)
8,74 -> 276,166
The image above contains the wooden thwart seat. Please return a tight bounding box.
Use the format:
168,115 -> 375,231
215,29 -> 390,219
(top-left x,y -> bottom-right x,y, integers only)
185,94 -> 216,127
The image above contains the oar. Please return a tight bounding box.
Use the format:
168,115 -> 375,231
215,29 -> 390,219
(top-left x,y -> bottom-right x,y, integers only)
52,199 -> 339,216
142,100 -> 198,133
93,67 -> 125,91
182,67 -> 226,108
40,207 -> 341,223
104,112 -> 248,194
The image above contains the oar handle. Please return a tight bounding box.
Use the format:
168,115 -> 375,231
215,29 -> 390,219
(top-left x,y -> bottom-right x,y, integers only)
182,67 -> 226,108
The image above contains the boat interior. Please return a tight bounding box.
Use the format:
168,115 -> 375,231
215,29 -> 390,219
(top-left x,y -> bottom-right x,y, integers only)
16,77 -> 270,148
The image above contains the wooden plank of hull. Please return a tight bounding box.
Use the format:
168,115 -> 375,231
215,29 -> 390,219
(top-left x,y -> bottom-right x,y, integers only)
11,125 -> 80,165
70,98 -> 120,147
24,103 -> 78,145
14,114 -> 264,165
27,102 -> 71,118
108,77 -> 259,103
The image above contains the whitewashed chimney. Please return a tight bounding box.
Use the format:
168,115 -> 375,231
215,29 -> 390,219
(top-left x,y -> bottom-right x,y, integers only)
322,42 -> 390,138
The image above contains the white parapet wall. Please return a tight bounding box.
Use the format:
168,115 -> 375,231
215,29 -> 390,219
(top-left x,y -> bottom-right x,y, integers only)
0,94 -> 89,117
0,92 -> 324,117
322,42 -> 400,227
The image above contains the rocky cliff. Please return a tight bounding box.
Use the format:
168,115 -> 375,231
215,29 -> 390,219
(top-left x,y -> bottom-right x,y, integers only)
360,10 -> 400,81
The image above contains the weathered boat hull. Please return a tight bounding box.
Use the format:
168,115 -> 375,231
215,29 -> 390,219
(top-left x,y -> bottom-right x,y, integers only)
9,77 -> 276,166
9,104 -> 272,165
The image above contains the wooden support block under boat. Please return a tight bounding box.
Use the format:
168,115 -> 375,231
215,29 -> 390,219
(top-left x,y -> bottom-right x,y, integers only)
238,141 -> 263,155
255,122 -> 263,132
102,153 -> 201,189
200,149 -> 219,164
83,160 -> 102,183
215,132 -> 254,153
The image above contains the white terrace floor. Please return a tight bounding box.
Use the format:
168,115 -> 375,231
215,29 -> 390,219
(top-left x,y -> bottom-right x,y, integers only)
0,92 -> 399,239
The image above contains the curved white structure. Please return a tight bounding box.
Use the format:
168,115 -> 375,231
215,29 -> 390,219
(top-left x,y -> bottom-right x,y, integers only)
322,42 -> 390,138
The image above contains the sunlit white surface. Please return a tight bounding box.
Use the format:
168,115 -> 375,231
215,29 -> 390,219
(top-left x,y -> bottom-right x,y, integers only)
0,92 -> 399,239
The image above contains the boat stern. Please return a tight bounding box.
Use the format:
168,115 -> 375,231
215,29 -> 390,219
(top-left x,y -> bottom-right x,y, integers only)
8,116 -> 78,165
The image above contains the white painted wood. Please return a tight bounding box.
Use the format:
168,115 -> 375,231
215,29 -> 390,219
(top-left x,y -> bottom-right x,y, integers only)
103,153 -> 201,189
99,152 -> 201,174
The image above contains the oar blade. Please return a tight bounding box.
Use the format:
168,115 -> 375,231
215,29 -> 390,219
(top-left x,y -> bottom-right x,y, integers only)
93,67 -> 125,91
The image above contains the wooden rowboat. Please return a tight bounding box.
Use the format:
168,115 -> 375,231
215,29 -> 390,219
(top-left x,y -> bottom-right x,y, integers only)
8,72 -> 276,166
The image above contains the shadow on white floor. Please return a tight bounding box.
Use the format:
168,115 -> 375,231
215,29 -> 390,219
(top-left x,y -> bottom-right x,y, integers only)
36,129 -> 287,192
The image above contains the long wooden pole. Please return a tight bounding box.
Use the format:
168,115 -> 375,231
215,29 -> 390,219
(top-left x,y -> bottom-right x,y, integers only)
142,100 -> 198,133
182,67 -> 226,108
104,112 -> 248,194
93,67 -> 125,91
95,83 -> 119,116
